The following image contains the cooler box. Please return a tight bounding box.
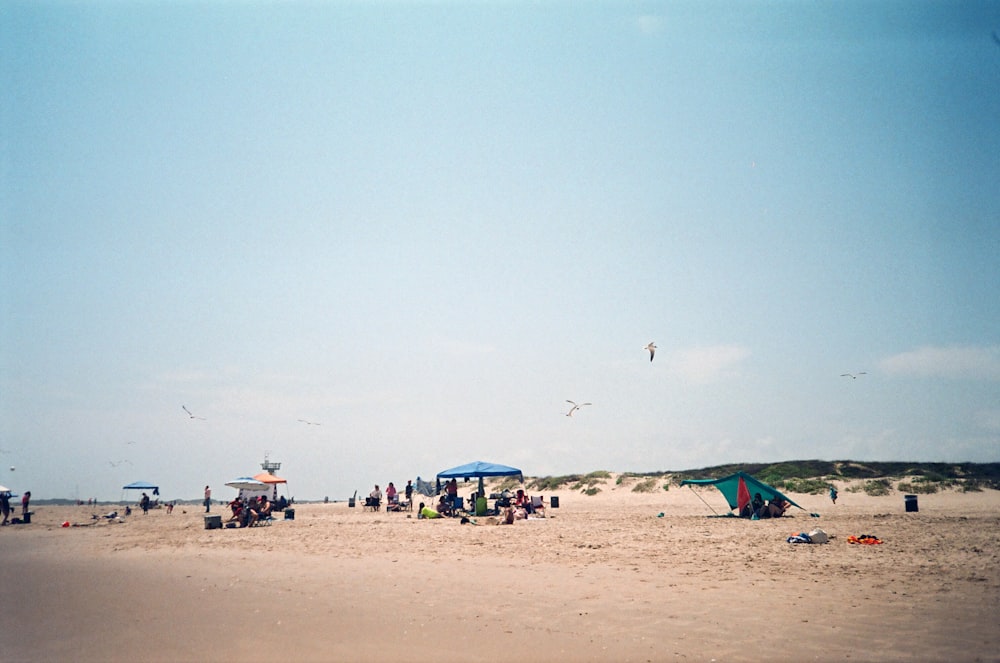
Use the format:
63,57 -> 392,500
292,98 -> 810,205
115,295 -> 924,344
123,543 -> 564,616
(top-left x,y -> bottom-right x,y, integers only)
204,514 -> 222,529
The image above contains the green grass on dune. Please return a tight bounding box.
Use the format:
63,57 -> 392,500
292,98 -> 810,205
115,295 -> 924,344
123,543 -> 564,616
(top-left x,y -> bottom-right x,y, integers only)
524,461 -> 1000,496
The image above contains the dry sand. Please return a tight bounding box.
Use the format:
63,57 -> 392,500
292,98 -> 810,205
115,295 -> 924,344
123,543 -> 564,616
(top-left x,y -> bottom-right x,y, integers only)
1,478 -> 998,663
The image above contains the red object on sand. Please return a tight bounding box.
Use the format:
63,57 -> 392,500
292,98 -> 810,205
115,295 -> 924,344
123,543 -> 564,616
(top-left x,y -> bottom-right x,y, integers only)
62,521 -> 70,527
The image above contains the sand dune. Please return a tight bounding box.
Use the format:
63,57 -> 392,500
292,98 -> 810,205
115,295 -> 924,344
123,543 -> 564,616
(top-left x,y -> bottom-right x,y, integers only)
2,478 -> 998,662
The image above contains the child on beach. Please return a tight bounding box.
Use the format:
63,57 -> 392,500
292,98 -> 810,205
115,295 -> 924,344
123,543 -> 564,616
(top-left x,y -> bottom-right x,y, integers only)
417,502 -> 442,519
829,486 -> 838,504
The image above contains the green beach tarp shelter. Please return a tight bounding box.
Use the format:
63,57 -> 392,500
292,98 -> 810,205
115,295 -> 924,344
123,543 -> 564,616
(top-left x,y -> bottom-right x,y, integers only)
680,471 -> 803,514
436,461 -> 523,496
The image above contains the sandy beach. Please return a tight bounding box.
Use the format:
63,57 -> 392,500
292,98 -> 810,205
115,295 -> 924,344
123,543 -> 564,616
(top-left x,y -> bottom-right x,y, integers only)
2,479 -> 998,663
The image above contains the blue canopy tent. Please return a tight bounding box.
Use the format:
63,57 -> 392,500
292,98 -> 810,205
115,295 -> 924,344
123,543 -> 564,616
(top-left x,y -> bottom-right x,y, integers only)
122,481 -> 159,496
436,461 -> 523,497
679,471 -> 803,516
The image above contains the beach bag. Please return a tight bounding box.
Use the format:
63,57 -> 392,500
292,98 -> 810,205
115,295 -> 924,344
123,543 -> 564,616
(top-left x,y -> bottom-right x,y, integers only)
807,528 -> 829,544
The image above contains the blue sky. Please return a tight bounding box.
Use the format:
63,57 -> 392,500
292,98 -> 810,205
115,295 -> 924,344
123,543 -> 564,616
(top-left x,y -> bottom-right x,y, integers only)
2,1 -> 998,501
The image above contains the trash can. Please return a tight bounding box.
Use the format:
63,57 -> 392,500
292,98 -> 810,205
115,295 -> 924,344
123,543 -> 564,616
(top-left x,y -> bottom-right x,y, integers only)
204,514 -> 222,530
284,508 -> 295,520
550,496 -> 560,509
348,497 -> 356,508
22,511 -> 32,524
904,494 -> 918,512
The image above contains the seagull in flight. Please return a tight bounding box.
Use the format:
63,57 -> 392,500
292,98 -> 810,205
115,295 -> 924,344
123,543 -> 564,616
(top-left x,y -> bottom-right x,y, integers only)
565,400 -> 592,417
182,405 -> 206,420
840,372 -> 867,379
645,342 -> 657,362
298,419 -> 322,426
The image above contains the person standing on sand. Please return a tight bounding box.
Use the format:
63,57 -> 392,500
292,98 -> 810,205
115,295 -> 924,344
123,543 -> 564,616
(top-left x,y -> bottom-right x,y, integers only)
1,490 -> 10,525
140,492 -> 150,514
829,486 -> 838,504
404,480 -> 413,506
21,491 -> 31,517
204,485 -> 212,513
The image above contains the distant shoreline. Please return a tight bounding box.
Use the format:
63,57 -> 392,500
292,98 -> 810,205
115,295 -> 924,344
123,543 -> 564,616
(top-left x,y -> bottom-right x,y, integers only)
23,459 -> 1000,504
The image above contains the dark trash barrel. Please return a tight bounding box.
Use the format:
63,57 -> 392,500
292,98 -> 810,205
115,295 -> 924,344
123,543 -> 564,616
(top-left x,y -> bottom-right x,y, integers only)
348,497 -> 356,508
284,508 -> 295,520
22,511 -> 32,524
904,494 -> 918,512
204,514 -> 222,530
550,496 -> 560,508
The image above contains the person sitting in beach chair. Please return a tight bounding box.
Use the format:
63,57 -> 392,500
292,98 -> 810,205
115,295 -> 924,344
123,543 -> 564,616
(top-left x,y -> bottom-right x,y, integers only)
244,498 -> 260,527
257,496 -> 273,523
514,489 -> 530,512
365,485 -> 382,511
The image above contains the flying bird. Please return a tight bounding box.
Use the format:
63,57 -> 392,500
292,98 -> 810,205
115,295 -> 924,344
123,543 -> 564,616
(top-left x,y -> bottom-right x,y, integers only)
840,372 -> 867,379
565,400 -> 592,417
298,419 -> 322,426
182,405 -> 206,420
645,342 -> 657,362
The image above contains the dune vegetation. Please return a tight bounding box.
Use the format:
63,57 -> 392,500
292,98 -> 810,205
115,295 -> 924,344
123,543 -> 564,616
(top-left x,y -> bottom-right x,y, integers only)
527,460 -> 1000,497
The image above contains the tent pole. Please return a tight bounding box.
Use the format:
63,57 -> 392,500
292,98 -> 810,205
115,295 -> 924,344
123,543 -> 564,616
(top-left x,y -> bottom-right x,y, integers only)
688,485 -> 720,516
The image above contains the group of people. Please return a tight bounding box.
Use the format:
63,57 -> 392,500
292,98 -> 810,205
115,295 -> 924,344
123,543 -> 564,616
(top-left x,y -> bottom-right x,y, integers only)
227,494 -> 281,527
741,492 -> 789,519
367,481 -> 414,511
415,486 -> 546,523
1,489 -> 30,526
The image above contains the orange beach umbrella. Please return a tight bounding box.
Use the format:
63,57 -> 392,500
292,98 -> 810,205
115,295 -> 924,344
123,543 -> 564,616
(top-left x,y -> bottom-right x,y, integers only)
252,472 -> 287,484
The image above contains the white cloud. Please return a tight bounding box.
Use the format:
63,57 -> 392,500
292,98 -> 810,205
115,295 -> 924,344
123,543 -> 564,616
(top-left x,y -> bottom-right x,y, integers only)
880,345 -> 1000,381
670,344 -> 750,384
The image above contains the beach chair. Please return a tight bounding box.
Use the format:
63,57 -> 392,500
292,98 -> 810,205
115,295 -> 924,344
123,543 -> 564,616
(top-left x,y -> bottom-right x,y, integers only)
363,497 -> 380,512
530,495 -> 545,516
452,496 -> 465,517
